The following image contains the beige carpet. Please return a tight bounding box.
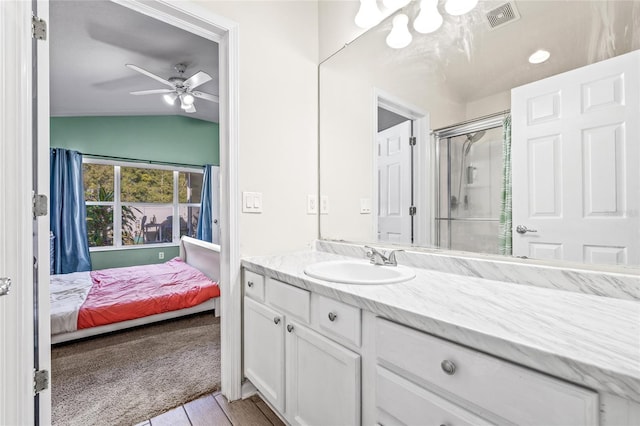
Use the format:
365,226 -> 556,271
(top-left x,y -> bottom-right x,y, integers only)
52,313 -> 221,426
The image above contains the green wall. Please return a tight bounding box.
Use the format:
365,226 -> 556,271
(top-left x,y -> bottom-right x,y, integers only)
51,115 -> 218,269
51,115 -> 219,166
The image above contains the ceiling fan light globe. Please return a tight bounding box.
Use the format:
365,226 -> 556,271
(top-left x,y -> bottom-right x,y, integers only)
182,93 -> 195,105
163,93 -> 177,105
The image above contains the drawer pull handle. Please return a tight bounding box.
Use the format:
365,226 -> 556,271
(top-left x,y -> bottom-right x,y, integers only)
441,359 -> 456,375
247,281 -> 254,288
287,324 -> 294,333
328,312 -> 338,322
273,317 -> 281,325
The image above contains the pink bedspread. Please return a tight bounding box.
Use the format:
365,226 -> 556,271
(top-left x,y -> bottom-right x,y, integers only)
78,257 -> 219,329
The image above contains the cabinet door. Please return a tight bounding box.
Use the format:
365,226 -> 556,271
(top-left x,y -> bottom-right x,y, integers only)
285,321 -> 361,426
244,297 -> 285,412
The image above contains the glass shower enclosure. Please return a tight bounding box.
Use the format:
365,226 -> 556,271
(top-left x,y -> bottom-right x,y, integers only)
434,115 -> 506,255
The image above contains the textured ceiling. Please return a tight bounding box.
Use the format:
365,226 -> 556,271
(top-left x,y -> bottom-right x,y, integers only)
50,0 -> 219,123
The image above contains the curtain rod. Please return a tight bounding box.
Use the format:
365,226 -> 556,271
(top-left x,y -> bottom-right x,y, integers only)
81,153 -> 204,169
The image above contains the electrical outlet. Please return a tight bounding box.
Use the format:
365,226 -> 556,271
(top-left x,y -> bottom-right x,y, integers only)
360,198 -> 371,214
320,195 -> 329,214
158,252 -> 165,260
307,195 -> 318,214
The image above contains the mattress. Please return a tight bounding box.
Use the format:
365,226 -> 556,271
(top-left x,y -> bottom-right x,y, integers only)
50,257 -> 219,336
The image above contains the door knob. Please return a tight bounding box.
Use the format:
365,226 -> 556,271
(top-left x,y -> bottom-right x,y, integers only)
516,225 -> 538,234
0,278 -> 11,296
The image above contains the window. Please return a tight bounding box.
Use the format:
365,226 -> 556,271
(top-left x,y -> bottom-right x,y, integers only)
83,160 -> 205,249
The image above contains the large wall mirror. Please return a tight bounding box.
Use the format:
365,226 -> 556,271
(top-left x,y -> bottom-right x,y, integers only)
319,0 -> 640,269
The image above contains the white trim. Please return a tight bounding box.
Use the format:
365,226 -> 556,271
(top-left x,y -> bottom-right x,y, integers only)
111,0 -> 243,401
373,89 -> 431,247
0,1 -> 36,424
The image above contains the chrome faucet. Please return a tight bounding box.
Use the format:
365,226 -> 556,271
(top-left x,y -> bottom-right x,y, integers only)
364,246 -> 403,266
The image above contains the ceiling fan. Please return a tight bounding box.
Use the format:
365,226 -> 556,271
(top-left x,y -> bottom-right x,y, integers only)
126,63 -> 219,113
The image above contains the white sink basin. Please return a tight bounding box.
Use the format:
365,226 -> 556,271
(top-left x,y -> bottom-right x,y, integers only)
303,260 -> 415,285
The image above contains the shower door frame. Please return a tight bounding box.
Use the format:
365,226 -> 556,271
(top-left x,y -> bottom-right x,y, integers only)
432,112 -> 507,249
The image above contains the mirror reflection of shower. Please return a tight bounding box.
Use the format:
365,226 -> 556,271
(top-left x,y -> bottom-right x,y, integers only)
451,130 -> 486,211
435,116 -> 505,255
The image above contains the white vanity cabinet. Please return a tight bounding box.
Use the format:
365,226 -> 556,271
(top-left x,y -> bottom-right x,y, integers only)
243,270 -> 361,425
373,317 -> 599,426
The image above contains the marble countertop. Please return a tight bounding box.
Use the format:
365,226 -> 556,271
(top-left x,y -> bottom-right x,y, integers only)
242,250 -> 640,403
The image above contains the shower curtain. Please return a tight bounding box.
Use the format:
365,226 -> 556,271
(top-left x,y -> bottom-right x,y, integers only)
498,115 -> 512,255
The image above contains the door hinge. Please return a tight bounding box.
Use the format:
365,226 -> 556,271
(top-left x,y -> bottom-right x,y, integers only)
409,136 -> 417,146
409,206 -> 417,216
32,15 -> 47,40
33,194 -> 48,217
34,369 -> 49,394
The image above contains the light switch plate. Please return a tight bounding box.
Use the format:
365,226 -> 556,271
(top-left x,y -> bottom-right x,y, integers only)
243,192 -> 263,213
307,195 -> 318,214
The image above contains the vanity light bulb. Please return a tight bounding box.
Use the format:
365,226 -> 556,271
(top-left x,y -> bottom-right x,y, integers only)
444,0 -> 478,16
355,0 -> 383,29
383,0 -> 411,11
413,0 -> 443,34
386,14 -> 413,49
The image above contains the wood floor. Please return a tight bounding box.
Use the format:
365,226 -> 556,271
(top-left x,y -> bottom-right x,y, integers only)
135,392 -> 285,426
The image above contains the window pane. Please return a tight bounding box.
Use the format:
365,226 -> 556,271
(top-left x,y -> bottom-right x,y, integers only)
83,163 -> 114,202
179,205 -> 200,238
122,205 -> 173,245
121,167 -> 173,203
179,172 -> 203,203
86,206 -> 113,247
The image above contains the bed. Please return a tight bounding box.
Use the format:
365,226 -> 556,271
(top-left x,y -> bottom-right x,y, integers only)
50,236 -> 221,344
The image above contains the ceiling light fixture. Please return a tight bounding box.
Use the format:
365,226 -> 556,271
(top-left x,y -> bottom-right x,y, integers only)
444,0 -> 479,16
528,49 -> 551,64
163,93 -> 177,105
386,14 -> 413,49
413,0 -> 443,34
355,0 -> 383,29
181,93 -> 195,105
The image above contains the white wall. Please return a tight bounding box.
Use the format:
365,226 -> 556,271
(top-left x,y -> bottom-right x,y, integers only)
196,1 -> 319,256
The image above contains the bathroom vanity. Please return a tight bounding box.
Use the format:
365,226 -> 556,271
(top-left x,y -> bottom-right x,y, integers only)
241,243 -> 640,426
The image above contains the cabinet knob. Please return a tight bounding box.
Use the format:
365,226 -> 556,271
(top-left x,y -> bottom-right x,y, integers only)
441,359 -> 456,375
328,312 -> 338,322
247,281 -> 254,288
273,317 -> 281,325
287,324 -> 294,333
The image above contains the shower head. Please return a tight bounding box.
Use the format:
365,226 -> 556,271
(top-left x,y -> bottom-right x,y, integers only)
467,130 -> 486,144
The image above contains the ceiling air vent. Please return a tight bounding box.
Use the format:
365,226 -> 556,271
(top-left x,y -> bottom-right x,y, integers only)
486,2 -> 520,30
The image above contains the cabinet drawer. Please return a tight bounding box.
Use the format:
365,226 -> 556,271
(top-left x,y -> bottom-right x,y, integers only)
376,318 -> 598,426
315,294 -> 361,347
376,365 -> 493,426
244,270 -> 265,302
266,278 -> 310,323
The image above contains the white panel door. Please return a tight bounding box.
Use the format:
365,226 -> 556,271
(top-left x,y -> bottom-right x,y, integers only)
377,120 -> 412,243
512,50 -> 640,265
285,321 -> 361,426
1,1 -> 37,424
243,297 -> 285,412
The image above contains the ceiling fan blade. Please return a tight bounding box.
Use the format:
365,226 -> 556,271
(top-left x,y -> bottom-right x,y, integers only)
130,89 -> 174,96
184,104 -> 196,113
192,90 -> 219,103
125,64 -> 174,88
184,71 -> 212,89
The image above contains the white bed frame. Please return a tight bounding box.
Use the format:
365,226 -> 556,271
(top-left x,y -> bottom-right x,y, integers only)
51,237 -> 221,344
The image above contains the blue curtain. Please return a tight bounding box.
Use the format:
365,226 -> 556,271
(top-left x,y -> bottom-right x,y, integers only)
50,148 -> 92,274
197,164 -> 213,242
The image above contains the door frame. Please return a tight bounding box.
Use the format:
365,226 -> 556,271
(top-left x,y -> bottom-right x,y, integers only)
112,0 -> 243,401
373,89 -> 430,246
